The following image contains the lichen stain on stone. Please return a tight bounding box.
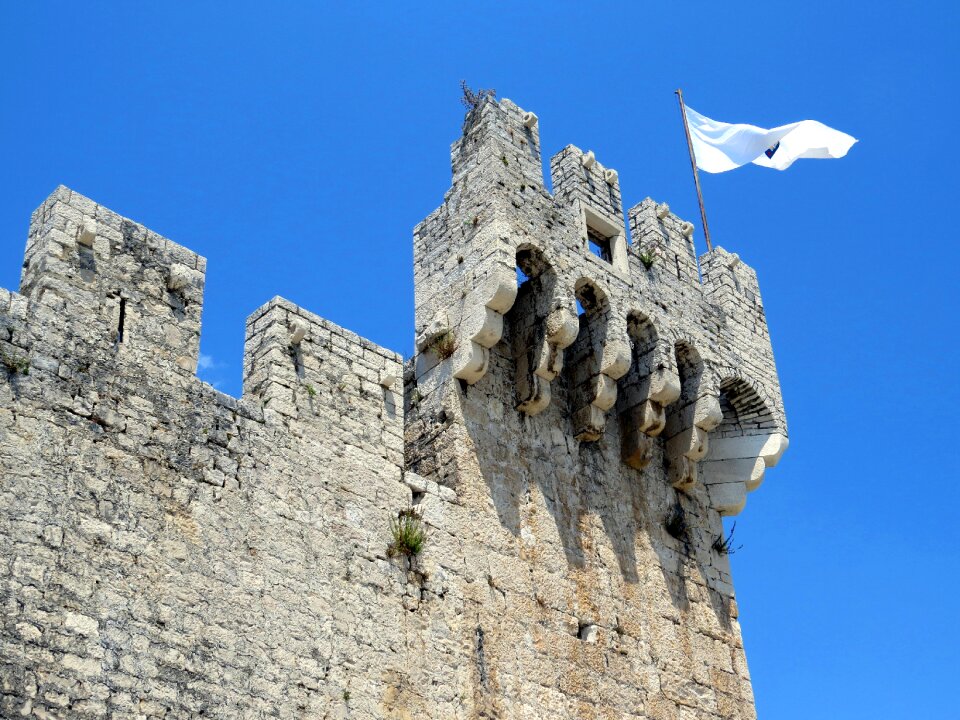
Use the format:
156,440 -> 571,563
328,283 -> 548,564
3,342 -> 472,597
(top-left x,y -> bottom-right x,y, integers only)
380,670 -> 426,720
165,505 -> 199,543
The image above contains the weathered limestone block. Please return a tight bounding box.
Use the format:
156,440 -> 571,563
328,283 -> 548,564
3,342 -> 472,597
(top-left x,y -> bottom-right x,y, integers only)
76,218 -> 96,247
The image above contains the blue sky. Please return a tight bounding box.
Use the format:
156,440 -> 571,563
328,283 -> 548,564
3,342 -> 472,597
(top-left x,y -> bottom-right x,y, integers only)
1,2 -> 957,716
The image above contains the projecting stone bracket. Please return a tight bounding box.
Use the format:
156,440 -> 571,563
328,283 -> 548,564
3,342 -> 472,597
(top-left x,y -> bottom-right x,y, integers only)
288,320 -> 308,346
516,303 -> 579,415
620,347 -> 682,469
572,332 -> 631,442
700,433 -> 789,515
664,391 -> 723,491
76,219 -> 97,247
573,370 -> 617,441
412,259 -> 519,385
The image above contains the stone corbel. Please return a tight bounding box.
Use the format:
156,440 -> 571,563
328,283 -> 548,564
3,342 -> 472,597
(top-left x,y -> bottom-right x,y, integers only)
664,384 -> 723,491
700,433 -> 789,515
620,342 -> 681,469
516,301 -> 578,415
572,320 -> 632,442
289,320 -> 308,346
77,219 -> 96,247
167,264 -> 202,293
379,367 -> 399,390
450,263 -> 518,384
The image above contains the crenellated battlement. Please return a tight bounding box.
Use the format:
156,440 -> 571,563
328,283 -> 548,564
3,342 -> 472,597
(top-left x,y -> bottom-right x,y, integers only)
413,96 -> 787,516
629,196 -> 700,285
4,187 -> 404,439
18,186 -> 206,379
0,95 -> 791,719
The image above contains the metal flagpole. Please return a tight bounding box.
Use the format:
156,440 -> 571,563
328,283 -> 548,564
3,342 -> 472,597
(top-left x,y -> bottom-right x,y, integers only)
675,89 -> 713,252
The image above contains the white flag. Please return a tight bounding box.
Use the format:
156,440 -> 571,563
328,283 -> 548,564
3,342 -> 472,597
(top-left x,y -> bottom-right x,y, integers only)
684,105 -> 857,173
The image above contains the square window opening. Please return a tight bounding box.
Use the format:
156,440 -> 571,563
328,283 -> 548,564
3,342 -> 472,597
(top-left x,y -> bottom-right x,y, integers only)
587,227 -> 613,263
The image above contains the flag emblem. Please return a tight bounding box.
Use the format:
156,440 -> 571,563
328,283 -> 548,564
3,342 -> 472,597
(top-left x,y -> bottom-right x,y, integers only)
681,104 -> 857,172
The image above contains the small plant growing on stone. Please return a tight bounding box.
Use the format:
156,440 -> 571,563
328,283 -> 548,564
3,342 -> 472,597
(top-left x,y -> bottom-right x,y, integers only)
0,349 -> 29,376
664,503 -> 687,541
712,522 -> 742,555
460,80 -> 496,111
501,155 -> 509,166
428,331 -> 456,361
638,250 -> 657,270
388,508 -> 427,557
342,690 -> 351,702
305,383 -> 317,398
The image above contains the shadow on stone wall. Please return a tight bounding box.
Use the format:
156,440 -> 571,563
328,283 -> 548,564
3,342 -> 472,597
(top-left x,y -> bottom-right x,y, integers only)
456,344 -> 735,628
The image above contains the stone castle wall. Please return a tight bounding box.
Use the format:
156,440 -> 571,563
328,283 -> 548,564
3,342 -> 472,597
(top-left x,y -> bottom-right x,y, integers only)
0,97 -> 788,719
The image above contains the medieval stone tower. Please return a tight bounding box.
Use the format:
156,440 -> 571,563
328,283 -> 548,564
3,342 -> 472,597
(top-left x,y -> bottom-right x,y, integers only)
0,96 -> 787,719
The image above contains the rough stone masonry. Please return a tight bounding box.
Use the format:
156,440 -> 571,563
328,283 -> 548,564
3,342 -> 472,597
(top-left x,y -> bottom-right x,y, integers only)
0,96 -> 788,719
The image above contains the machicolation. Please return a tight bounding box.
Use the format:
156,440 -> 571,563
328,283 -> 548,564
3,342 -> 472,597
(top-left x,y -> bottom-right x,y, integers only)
1,95 -> 788,719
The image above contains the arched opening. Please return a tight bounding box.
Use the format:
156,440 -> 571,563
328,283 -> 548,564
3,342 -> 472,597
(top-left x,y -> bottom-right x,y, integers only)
574,277 -> 605,316
504,245 -> 558,414
566,277 -> 611,441
515,245 -> 549,290
699,376 -> 783,515
715,377 -> 775,439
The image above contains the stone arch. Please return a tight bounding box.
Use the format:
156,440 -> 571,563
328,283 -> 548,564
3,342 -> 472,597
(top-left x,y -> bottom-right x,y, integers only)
516,242 -> 551,285
716,375 -> 776,438
573,276 -> 608,316
506,244 -> 578,415
566,277 -> 612,440
699,371 -> 789,515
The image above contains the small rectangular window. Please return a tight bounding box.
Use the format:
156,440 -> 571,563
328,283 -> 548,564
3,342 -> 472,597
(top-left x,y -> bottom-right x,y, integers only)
587,227 -> 612,263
